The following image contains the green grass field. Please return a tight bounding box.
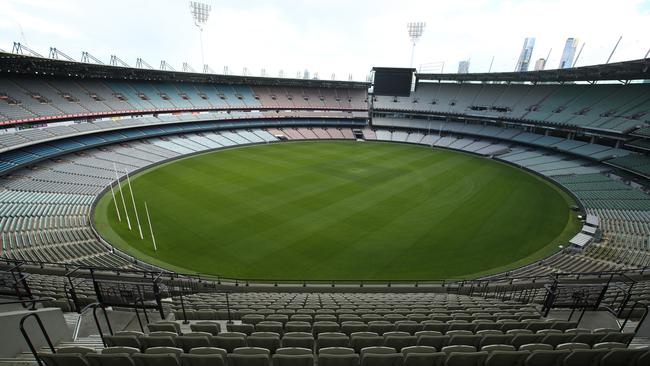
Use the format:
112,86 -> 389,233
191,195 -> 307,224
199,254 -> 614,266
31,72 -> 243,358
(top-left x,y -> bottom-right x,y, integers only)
94,141 -> 580,280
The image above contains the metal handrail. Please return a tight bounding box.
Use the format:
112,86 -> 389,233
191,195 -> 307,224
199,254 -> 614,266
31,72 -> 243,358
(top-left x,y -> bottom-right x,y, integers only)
619,300 -> 649,333
72,303 -> 113,346
20,312 -> 55,366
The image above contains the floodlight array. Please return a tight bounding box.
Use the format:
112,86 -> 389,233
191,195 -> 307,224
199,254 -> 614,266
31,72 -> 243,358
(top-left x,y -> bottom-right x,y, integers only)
190,1 -> 212,26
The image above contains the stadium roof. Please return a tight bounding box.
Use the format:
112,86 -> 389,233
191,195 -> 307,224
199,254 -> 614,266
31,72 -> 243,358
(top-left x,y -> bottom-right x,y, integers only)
0,52 -> 369,89
417,58 -> 650,83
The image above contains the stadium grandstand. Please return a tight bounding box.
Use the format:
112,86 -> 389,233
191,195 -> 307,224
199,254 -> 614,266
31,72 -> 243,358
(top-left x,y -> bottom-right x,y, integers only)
1,15 -> 650,366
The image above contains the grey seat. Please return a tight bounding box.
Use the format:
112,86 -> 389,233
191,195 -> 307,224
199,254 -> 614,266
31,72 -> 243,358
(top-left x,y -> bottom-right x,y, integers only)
101,347 -> 140,355
132,353 -> 181,366
190,322 -> 221,336
211,332 -> 247,353
145,347 -> 183,356
570,332 -> 605,346
361,353 -> 404,366
272,354 -> 314,366
445,351 -> 488,366
285,322 -> 312,333
395,321 -> 423,335
87,353 -> 136,366
141,334 -> 178,350
189,347 -> 227,356
403,352 -> 445,366
361,346 -> 398,357
275,347 -> 312,355
227,324 -> 255,336
511,334 -> 544,349
39,354 -> 90,366
448,335 -> 481,348
227,354 -> 270,366
317,353 -> 359,366
484,350 -> 529,366
441,345 -> 476,354
401,346 -> 438,355
313,321 -> 340,335
518,344 -> 553,351
341,321 -> 369,335
104,335 -> 142,350
599,332 -> 635,346
479,334 -> 513,348
242,314 -> 265,325
352,332 -> 384,353
233,347 -> 271,356
282,332 -> 315,350
384,333 -> 417,351
248,332 -> 281,354
481,344 -> 516,352
592,342 -> 627,350
316,332 -> 350,351
562,349 -> 609,366
540,333 -> 575,348
176,333 -> 212,353
147,322 -> 181,334
257,321 -> 284,335
523,349 -> 569,366
555,342 -> 589,350
369,321 -> 396,335
179,354 -> 226,366
599,348 -> 647,366
318,347 -> 355,355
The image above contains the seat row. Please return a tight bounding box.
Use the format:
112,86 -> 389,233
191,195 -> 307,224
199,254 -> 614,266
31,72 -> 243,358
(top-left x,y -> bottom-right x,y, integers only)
37,344 -> 650,366
105,329 -> 635,354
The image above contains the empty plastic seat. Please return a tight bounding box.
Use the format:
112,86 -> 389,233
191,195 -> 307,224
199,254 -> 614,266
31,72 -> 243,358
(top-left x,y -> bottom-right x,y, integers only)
592,342 -> 627,350
448,335 -> 481,348
211,332 -> 247,353
227,324 -> 255,336
316,332 -> 350,351
285,322 -> 312,333
384,333 -> 417,351
39,353 -> 90,366
247,332 -> 281,354
132,353 -> 180,366
484,350 -> 529,366
242,314 -> 265,325
313,321 -> 340,335
449,351 -> 490,366
147,322 -> 181,334
271,354 -> 314,366
361,353 -> 404,366
519,344 -> 553,351
141,334 -> 178,350
403,352 -> 446,366
179,353 -> 226,366
351,332 -> 384,353
441,345 -> 476,354
317,353 -> 359,366
562,349 -> 609,366
257,321 -> 284,335
104,335 -> 142,350
101,347 -> 140,355
341,321 -> 369,335
555,342 -> 590,350
480,344 -> 516,352
176,333 -> 212,353
318,347 -> 355,355
190,322 -> 221,336
281,332 -> 314,350
417,334 -> 449,350
233,347 -> 271,356
395,321 -> 422,335
599,348 -> 647,366
275,348 -> 312,355
523,349 -> 569,366
227,353 -> 270,366
369,321 -> 396,335
401,346 -> 438,355
87,353 -> 136,366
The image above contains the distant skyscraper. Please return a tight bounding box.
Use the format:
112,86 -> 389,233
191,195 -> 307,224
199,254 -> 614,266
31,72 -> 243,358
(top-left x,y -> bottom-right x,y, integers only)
559,38 -> 579,69
303,69 -> 310,79
534,58 -> 546,71
458,60 -> 470,73
515,37 -> 536,72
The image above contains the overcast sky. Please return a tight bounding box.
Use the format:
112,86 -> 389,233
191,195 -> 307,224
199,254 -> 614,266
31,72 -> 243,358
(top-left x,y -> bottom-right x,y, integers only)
1,0 -> 649,80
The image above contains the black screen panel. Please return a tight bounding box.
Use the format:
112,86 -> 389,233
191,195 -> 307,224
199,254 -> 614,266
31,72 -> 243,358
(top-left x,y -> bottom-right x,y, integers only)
373,68 -> 414,97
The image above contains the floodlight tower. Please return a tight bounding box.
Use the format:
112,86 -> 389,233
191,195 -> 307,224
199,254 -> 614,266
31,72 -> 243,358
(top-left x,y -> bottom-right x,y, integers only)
189,1 -> 212,68
407,22 -> 426,67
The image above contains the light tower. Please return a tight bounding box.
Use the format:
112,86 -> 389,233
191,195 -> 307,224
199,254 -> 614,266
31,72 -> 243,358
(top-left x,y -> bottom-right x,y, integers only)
407,22 -> 426,67
189,1 -> 212,68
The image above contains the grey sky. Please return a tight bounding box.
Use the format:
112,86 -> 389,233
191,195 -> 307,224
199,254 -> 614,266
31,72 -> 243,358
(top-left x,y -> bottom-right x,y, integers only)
1,0 -> 649,80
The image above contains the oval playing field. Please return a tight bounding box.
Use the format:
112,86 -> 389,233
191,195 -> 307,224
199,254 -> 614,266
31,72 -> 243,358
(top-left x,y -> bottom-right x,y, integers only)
93,141 -> 580,280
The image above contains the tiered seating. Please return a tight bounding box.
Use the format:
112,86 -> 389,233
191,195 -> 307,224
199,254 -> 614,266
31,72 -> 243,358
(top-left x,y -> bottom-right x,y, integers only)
31,293 -> 649,366
0,76 -> 368,125
373,83 -> 650,134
